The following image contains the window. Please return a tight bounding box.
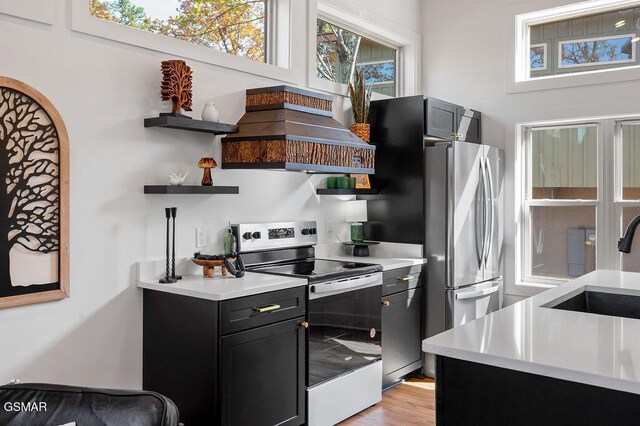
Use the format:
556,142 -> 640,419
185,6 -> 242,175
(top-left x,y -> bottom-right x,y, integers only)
520,116 -> 640,286
89,0 -> 267,63
518,1 -> 640,81
558,34 -> 636,69
523,125 -> 599,282
530,43 -> 547,71
316,19 -> 397,96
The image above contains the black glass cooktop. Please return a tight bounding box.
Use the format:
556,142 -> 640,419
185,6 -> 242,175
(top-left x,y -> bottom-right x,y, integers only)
248,259 -> 382,283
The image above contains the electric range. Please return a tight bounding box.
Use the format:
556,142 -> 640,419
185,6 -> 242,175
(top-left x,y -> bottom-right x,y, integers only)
232,221 -> 384,426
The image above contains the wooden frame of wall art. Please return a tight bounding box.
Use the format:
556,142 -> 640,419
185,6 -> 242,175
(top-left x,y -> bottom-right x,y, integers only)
0,76 -> 70,309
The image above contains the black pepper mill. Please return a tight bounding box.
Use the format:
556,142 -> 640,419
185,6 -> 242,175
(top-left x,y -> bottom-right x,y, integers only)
170,207 -> 182,280
160,207 -> 178,284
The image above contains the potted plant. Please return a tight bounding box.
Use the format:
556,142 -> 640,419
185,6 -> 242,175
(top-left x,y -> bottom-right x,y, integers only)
348,69 -> 373,143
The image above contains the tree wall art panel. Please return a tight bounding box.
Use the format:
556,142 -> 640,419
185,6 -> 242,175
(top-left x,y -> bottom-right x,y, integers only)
0,76 -> 69,309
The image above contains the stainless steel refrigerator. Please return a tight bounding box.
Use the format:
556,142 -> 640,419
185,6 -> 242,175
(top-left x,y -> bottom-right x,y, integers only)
363,96 -> 503,376
424,141 -> 503,351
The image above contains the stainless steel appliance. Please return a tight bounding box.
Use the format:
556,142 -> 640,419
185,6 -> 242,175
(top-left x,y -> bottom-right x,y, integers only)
424,141 -> 503,373
232,221 -> 384,426
362,96 -> 503,377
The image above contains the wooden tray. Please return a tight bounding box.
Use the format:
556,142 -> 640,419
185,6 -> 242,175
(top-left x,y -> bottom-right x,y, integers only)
192,258 -> 234,278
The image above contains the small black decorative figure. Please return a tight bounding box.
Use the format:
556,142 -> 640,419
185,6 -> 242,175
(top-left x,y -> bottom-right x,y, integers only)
160,207 -> 178,284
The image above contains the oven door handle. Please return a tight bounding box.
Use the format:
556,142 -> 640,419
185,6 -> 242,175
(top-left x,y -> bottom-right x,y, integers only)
309,274 -> 382,299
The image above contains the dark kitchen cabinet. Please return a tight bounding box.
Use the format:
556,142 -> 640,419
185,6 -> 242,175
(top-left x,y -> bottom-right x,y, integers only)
457,106 -> 481,144
424,97 -> 481,143
425,97 -> 458,140
381,265 -> 425,389
220,317 -> 305,426
143,287 -> 306,426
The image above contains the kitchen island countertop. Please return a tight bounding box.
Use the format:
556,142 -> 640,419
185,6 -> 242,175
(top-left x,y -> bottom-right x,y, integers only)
423,269 -> 640,395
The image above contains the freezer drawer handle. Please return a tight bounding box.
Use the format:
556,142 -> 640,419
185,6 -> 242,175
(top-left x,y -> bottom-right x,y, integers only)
455,285 -> 499,300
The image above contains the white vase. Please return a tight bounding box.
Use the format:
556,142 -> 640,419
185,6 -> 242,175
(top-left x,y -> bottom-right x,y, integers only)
202,102 -> 220,122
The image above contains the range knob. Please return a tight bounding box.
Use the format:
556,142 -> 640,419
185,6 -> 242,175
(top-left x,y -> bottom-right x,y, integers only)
243,232 -> 252,240
302,228 -> 310,236
252,231 -> 262,239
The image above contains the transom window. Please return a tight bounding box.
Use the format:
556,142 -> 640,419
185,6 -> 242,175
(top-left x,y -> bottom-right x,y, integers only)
519,1 -> 640,81
316,19 -> 397,96
89,0 -> 268,63
520,117 -> 640,286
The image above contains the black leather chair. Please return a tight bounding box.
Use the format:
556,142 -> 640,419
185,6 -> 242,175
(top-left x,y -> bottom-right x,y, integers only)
0,383 -> 179,425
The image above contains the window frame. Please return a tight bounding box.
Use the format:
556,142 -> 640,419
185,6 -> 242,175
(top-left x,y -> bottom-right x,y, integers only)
516,114 -> 640,291
70,0 -> 297,83
508,0 -> 640,93
519,122 -> 603,287
308,0 -> 421,99
557,33 -> 637,69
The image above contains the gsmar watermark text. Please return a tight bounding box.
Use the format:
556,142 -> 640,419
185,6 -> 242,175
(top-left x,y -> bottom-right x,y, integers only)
3,401 -> 47,412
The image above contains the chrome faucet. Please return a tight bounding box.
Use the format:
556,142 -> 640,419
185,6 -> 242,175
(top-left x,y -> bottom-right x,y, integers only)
618,215 -> 640,254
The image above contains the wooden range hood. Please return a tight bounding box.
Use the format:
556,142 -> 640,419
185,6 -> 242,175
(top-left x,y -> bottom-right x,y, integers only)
221,85 -> 375,174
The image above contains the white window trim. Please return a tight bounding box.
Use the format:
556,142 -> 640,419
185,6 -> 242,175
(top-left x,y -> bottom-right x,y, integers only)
514,113 -> 640,296
70,0 -> 298,83
507,0 -> 640,94
530,43 -> 547,71
557,33 -> 636,69
308,0 -> 420,99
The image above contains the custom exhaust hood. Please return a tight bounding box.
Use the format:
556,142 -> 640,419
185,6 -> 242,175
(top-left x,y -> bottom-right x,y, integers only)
221,85 -> 375,174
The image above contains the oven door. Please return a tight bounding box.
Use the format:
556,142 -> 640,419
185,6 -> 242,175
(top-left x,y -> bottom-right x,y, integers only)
307,273 -> 383,388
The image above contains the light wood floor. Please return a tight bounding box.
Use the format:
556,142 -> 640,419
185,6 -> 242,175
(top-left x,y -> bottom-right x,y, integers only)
339,378 -> 436,425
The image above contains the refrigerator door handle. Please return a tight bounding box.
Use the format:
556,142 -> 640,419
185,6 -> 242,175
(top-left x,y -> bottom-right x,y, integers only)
476,158 -> 486,268
483,159 -> 495,266
481,157 -> 490,268
455,283 -> 500,300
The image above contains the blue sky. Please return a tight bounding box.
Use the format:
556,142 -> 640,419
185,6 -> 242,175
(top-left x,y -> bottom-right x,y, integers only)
133,0 -> 180,20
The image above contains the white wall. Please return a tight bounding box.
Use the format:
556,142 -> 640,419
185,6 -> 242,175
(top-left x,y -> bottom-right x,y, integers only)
0,0 -> 422,387
422,0 -> 640,303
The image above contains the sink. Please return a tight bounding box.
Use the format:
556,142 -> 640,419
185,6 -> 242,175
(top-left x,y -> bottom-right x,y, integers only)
546,288 -> 640,320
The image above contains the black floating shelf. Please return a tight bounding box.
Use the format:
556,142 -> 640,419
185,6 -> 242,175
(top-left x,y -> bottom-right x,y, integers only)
144,115 -> 239,135
144,185 -> 239,194
316,188 -> 379,195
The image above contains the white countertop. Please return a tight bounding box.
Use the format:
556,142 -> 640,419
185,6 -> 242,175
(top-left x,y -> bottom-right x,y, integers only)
320,255 -> 426,271
137,259 -> 307,301
422,270 -> 640,394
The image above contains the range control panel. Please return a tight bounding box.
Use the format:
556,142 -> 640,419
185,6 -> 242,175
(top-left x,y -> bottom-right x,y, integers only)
232,221 -> 318,252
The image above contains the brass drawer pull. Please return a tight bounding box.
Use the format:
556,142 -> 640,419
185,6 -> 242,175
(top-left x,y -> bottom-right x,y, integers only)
398,275 -> 415,281
254,304 -> 281,313
300,321 -> 309,329
382,300 -> 390,307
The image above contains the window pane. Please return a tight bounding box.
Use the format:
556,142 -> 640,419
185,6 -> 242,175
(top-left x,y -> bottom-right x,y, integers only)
622,207 -> 640,272
317,19 -> 396,96
529,5 -> 640,79
530,126 -> 597,200
530,206 -> 596,279
90,0 -> 267,63
622,123 -> 640,200
530,44 -> 547,70
560,35 -> 634,68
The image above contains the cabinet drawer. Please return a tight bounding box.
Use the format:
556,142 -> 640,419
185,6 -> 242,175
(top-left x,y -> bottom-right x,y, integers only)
220,287 -> 306,335
382,264 -> 424,296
